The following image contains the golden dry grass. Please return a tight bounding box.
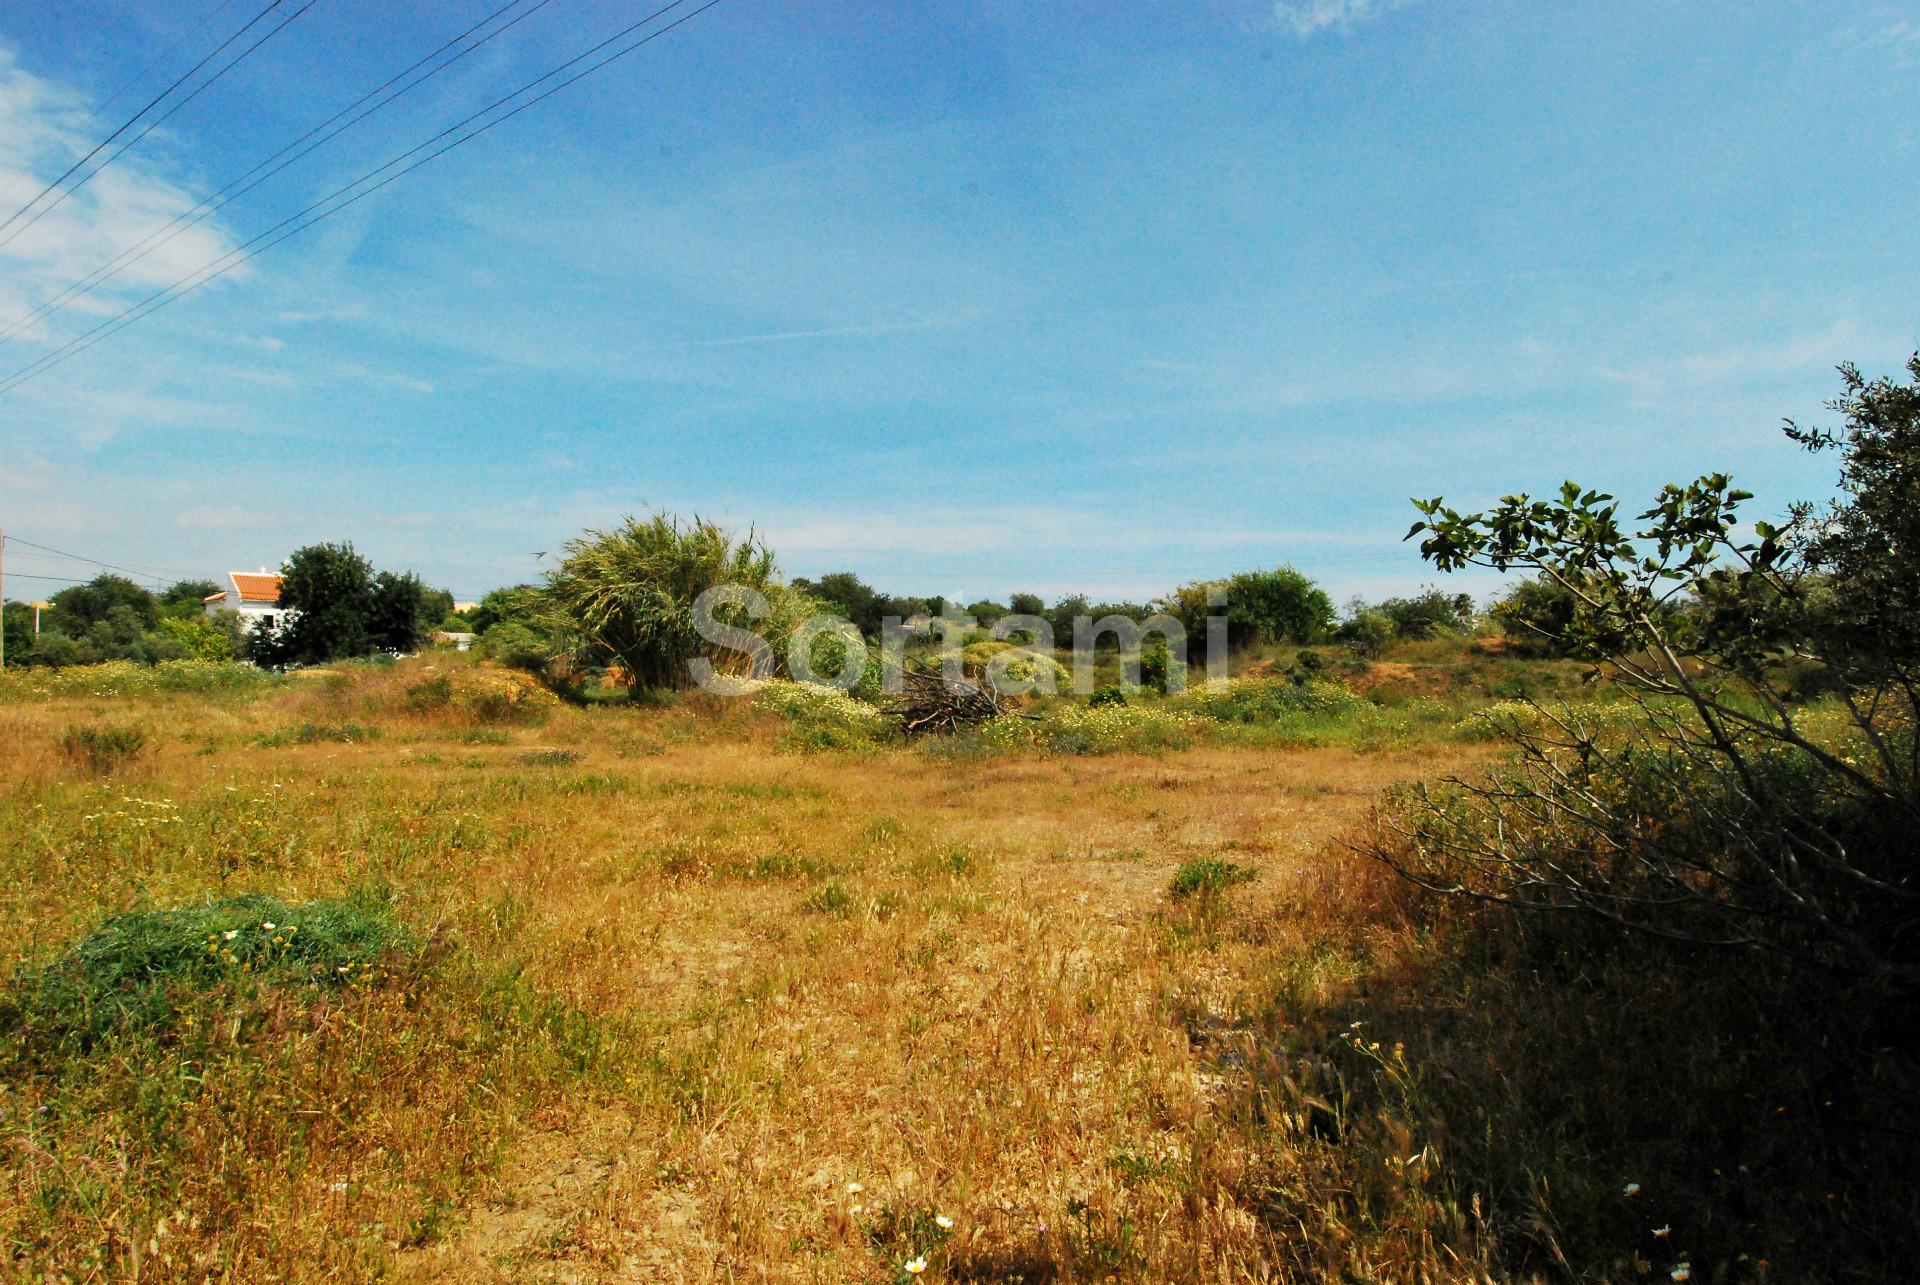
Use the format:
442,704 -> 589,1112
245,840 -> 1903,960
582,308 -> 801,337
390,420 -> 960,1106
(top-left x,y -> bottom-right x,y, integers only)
0,663 -> 1500,1282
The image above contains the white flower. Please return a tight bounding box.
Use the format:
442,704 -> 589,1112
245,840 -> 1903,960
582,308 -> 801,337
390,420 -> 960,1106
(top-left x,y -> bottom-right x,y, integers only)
1653,1225 -> 1671,1238
846,1181 -> 863,1195
261,922 -> 277,931
935,1214 -> 954,1229
1623,1182 -> 1641,1197
904,1259 -> 927,1275
1671,1265 -> 1691,1282
223,930 -> 239,941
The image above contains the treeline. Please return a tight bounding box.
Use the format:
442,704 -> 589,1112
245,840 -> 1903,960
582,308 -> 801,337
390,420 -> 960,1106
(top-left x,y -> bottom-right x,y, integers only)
0,577 -> 237,668
0,543 -> 463,670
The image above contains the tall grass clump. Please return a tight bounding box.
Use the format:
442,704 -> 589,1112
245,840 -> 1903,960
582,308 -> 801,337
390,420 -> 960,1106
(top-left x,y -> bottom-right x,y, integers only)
57,723 -> 149,774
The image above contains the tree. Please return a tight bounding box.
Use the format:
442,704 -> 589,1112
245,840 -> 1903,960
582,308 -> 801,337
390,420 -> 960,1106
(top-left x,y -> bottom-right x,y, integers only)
161,579 -> 223,608
792,571 -> 886,638
1488,575 -> 1583,654
545,513 -> 822,690
1784,356 -> 1920,693
1009,592 -> 1046,618
47,575 -> 157,636
248,544 -> 375,666
368,570 -> 432,654
467,585 -> 546,636
1375,587 -> 1474,639
155,613 -> 236,661
1380,358 -> 1920,981
1161,567 -> 1333,650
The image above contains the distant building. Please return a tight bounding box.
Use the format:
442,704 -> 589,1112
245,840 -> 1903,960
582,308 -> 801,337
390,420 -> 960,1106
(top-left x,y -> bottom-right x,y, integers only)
206,570 -> 287,635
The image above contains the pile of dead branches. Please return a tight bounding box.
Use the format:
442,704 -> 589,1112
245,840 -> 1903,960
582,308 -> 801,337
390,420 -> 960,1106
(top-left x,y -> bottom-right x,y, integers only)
888,668 -> 1011,736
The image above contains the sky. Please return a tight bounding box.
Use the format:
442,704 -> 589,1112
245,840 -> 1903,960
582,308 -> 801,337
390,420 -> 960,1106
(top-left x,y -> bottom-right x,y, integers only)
0,0 -> 1915,607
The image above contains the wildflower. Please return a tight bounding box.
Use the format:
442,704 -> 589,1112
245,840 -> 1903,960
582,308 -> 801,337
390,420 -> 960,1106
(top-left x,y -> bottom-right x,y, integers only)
1653,1225 -> 1671,1238
1623,1182 -> 1641,1197
846,1182 -> 863,1195
935,1214 -> 954,1229
904,1258 -> 927,1275
1671,1265 -> 1691,1282
850,1203 -> 865,1214
261,922 -> 277,931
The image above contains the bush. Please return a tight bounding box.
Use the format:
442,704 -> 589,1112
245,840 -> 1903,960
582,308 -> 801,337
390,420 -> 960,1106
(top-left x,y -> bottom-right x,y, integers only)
477,621 -> 548,670
1181,677 -> 1369,723
0,660 -> 281,701
977,703 -> 1205,755
754,679 -> 890,750
545,512 -> 821,690
1162,566 -> 1334,650
0,893 -> 404,1060
58,723 -> 149,774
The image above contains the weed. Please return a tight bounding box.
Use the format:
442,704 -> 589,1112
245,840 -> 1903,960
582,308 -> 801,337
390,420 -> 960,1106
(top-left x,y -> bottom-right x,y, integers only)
1170,858 -> 1258,899
58,723 -> 148,774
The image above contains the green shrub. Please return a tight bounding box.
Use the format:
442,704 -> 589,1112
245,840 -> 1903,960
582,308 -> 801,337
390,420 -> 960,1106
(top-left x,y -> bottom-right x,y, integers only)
1,893 -> 404,1060
0,660 -> 281,701
978,703 -> 1205,755
520,748 -> 581,767
1169,858 -> 1258,899
58,723 -> 149,774
1181,677 -> 1369,723
754,679 -> 890,750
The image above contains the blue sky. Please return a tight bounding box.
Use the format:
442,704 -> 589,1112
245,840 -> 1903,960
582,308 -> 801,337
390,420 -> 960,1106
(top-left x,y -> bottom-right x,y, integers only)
1,0 -> 1915,606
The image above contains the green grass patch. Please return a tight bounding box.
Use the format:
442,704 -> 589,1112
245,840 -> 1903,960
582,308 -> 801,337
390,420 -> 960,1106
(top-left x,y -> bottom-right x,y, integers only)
2,892 -> 405,1060
1169,858 -> 1258,899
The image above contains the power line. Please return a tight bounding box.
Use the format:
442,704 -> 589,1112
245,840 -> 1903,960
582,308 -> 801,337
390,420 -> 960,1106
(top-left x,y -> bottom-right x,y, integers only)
0,0 -> 318,252
0,534 -> 193,585
84,0 -> 251,130
2,0 -> 563,346
1,572 -> 109,587
0,0 -> 725,396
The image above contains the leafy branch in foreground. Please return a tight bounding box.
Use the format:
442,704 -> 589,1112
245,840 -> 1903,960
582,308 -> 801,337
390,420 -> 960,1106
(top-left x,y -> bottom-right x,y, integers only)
1375,357 -> 1919,981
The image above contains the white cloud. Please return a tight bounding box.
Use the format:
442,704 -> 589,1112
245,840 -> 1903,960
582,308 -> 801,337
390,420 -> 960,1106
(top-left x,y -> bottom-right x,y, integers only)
1273,0 -> 1412,38
0,45 -> 244,347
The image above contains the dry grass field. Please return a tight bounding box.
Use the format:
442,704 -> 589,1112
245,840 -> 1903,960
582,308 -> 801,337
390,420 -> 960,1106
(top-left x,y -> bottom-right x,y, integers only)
0,657 -> 1517,1282
2,656 -> 1905,1283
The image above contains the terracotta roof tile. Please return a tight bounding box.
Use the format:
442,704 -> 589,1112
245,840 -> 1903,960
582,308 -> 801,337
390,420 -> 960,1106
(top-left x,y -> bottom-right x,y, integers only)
229,572 -> 282,605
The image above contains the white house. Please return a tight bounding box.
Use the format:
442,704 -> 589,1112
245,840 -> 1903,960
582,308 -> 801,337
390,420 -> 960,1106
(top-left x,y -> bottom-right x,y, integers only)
205,570 -> 286,635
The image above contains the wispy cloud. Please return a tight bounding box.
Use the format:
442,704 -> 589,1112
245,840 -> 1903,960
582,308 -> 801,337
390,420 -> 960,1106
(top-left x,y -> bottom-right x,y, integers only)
0,45 -> 244,346
1273,0 -> 1413,39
